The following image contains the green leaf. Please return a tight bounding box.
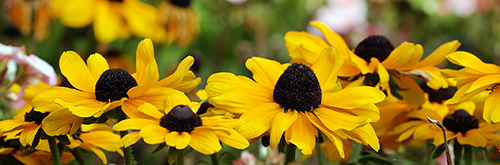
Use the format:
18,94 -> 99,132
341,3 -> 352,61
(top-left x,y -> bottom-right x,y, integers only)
30,129 -> 43,150
151,143 -> 167,155
358,155 -> 395,165
20,149 -> 35,156
168,147 -> 181,165
464,145 -> 472,165
432,144 -> 446,159
454,140 -> 462,165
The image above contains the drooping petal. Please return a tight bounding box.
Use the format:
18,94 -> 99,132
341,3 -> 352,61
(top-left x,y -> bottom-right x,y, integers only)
284,31 -> 328,64
306,112 -> 345,158
269,110 -> 298,149
322,86 -> 385,109
32,86 -> 95,113
80,131 -> 122,152
312,47 -> 343,90
447,51 -> 500,74
165,131 -> 191,150
0,120 -> 32,133
310,21 -> 350,56
344,124 -> 380,151
205,72 -> 271,98
158,56 -> 199,92
214,128 -> 249,150
121,99 -> 159,120
315,107 -> 371,131
465,74 -> 500,95
19,125 -> 39,146
122,132 -> 141,148
127,61 -> 159,98
236,103 -> 281,139
456,129 -> 487,147
286,112 -> 317,155
245,57 -> 284,88
189,128 -> 222,155
88,145 -> 108,164
86,53 -> 109,80
141,87 -> 190,111
413,40 -> 460,68
483,89 -> 500,123
140,124 -> 168,145
210,91 -> 273,114
59,51 -> 95,92
382,42 -> 423,69
41,109 -> 78,136
113,118 -> 157,131
93,1 -> 124,43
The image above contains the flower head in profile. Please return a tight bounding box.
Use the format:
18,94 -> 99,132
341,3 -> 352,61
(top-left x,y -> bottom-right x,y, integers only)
158,0 -> 200,45
206,47 -> 385,157
32,38 -> 200,135
51,0 -> 166,43
113,94 -> 249,155
442,51 -> 500,123
285,21 -> 459,105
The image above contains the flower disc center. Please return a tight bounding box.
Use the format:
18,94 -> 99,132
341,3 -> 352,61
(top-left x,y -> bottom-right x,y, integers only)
95,68 -> 137,102
442,109 -> 479,134
273,63 -> 322,112
160,105 -> 202,133
170,0 -> 191,7
24,109 -> 50,125
354,35 -> 394,63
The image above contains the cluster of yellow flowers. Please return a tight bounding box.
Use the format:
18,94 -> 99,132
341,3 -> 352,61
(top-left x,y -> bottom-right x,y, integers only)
2,20 -> 500,164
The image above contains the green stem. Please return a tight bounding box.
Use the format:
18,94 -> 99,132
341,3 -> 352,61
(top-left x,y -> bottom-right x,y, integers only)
285,144 -> 296,163
347,142 -> 362,164
211,153 -> 219,165
48,137 -> 62,165
177,149 -> 184,165
316,145 -> 326,165
117,111 -> 135,165
70,148 -> 85,165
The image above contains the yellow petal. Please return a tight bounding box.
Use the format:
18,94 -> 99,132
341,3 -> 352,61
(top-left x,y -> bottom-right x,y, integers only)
446,82 -> 487,105
413,124 -> 438,141
418,66 -> 449,89
158,56 -> 197,91
189,128 -> 222,155
59,51 -> 95,92
345,124 -> 380,151
140,124 -> 168,145
86,53 -> 109,80
306,112 -> 345,158
19,125 -> 39,146
381,42 -> 423,69
237,103 -> 281,139
447,51 -> 500,74
41,109 -> 79,136
315,107 -> 370,131
214,128 -> 249,150
127,61 -> 159,98
88,145 -> 108,164
483,89 -> 500,123
284,31 -> 328,65
135,39 -> 155,82
456,129 -> 486,147
205,72 -> 270,98
140,87 -> 190,111
58,0 -> 94,27
322,86 -> 385,109
93,1 -> 123,43
245,57 -> 284,88
0,120 -> 31,132
269,110 -> 298,149
312,47 -> 343,90
113,118 -> 157,131
287,112 -> 317,155
310,21 -> 350,56
211,91 -> 273,114
81,123 -> 113,132
165,132 -> 191,150
375,59 -> 390,90
80,131 -> 122,152
414,40 -> 460,68
122,131 -> 141,148
465,74 -> 500,95
393,74 -> 425,105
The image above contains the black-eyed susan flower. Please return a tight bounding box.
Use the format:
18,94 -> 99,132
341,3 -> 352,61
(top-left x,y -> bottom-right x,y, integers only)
285,21 -> 459,105
206,47 -> 384,157
113,96 -> 249,155
441,51 -> 500,123
50,0 -> 166,43
158,0 -> 200,45
31,38 -> 200,135
67,124 -> 123,164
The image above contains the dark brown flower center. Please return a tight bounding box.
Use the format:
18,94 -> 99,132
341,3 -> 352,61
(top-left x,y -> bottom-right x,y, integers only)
442,109 -> 479,134
160,105 -> 202,132
273,63 -> 322,112
419,82 -> 452,103
108,0 -> 123,2
95,68 -> 137,102
24,109 -> 50,125
170,0 -> 191,7
354,35 -> 394,63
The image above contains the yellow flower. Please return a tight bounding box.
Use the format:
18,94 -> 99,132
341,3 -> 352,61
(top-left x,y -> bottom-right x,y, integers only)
11,150 -> 74,165
0,109 -> 70,147
51,0 -> 166,43
113,95 -> 249,155
7,0 -> 52,40
394,101 -> 500,147
442,51 -> 500,123
67,124 -> 123,164
206,47 -> 385,157
32,38 -> 200,135
158,0 -> 200,45
285,21 -> 460,105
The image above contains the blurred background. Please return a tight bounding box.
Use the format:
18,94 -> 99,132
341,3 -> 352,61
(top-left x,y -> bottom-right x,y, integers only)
1,0 -> 500,163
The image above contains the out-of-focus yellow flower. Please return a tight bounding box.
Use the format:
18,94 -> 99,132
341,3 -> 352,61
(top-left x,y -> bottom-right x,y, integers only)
158,0 -> 200,45
206,47 -> 384,156
113,94 -> 249,155
51,0 -> 166,43
285,21 -> 460,105
442,51 -> 500,123
7,0 -> 52,40
67,124 -> 123,164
